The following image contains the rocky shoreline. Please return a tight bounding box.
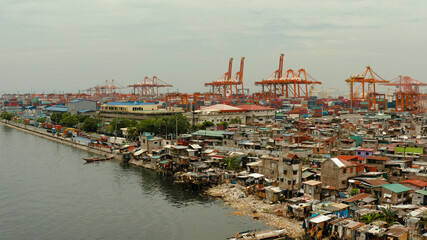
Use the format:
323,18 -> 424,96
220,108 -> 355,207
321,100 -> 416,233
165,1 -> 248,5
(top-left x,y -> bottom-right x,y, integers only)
206,183 -> 304,239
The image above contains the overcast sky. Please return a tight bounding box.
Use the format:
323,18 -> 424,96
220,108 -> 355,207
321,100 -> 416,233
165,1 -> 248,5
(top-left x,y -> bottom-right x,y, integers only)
1,0 -> 426,95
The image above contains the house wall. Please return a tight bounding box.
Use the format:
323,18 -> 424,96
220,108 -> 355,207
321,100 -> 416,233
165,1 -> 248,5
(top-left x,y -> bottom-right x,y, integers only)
68,100 -> 97,115
355,150 -> 373,158
321,160 -> 357,190
380,188 -> 410,205
278,160 -> 302,191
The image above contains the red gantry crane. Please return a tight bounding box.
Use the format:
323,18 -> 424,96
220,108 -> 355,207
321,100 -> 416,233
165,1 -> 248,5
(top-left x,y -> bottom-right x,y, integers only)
86,80 -> 123,100
128,76 -> 173,99
205,57 -> 246,98
255,54 -> 322,99
345,66 -> 389,111
381,75 -> 427,113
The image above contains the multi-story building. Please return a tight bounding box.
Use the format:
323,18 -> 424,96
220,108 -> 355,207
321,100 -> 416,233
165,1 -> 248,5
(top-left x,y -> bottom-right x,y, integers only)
321,157 -> 357,190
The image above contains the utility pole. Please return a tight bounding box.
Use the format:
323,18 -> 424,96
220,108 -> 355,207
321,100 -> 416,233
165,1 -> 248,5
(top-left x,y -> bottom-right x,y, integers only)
175,115 -> 178,144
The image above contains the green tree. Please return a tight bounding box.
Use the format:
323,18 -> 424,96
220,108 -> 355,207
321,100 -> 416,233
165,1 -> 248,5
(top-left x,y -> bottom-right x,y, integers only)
230,118 -> 242,124
81,117 -> 100,132
60,114 -> 79,127
165,114 -> 191,135
50,112 -> 64,124
77,115 -> 89,123
217,121 -> 229,129
36,118 -> 46,123
221,155 -> 240,170
199,121 -> 214,130
108,117 -> 132,134
361,212 -> 381,224
350,188 -> 359,196
1,111 -> 14,121
379,205 -> 398,225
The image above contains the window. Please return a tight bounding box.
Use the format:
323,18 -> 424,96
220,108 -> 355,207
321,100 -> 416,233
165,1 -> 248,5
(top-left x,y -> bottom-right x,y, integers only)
288,180 -> 291,185
343,169 -> 347,174
350,168 -> 353,173
293,170 -> 298,175
283,169 -> 287,174
280,178 -> 284,182
342,180 -> 346,185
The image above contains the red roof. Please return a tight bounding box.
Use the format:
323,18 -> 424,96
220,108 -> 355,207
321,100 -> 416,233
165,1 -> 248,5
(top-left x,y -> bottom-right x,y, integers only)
337,155 -> 359,161
400,179 -> 427,188
366,156 -> 389,161
344,193 -> 371,202
364,179 -> 389,186
235,104 -> 275,111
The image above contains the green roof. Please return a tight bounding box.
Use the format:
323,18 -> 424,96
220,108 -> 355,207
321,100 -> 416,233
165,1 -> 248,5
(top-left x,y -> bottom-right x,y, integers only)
191,130 -> 225,138
416,190 -> 427,196
382,184 -> 412,193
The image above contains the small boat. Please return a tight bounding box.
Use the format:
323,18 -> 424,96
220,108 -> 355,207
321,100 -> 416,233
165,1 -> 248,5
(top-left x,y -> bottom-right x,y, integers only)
83,156 -> 114,163
228,229 -> 287,240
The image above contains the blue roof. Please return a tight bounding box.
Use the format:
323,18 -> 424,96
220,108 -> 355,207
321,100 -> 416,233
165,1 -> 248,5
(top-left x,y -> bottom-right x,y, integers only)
45,106 -> 68,112
78,109 -> 95,113
106,101 -> 155,106
69,99 -> 93,103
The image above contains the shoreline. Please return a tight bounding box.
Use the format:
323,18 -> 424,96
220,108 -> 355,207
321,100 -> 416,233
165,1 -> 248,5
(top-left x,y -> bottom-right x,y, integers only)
1,120 -> 303,238
206,183 -> 304,239
0,121 -> 114,157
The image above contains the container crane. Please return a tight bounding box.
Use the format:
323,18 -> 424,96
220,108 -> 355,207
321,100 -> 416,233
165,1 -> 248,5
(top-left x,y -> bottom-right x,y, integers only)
128,76 -> 173,99
255,54 -> 321,99
345,66 -> 389,111
381,75 -> 427,113
205,57 -> 246,98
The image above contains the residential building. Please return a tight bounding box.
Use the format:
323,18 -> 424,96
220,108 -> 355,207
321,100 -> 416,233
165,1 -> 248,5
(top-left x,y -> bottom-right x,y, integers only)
321,158 -> 357,190
380,184 -> 412,205
277,153 -> 302,196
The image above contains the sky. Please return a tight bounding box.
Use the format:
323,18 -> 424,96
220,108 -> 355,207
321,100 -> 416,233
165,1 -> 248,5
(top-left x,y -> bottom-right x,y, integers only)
0,0 -> 426,95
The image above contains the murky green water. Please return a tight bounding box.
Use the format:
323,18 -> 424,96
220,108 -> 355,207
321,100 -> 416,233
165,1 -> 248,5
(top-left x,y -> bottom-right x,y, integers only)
0,124 -> 269,240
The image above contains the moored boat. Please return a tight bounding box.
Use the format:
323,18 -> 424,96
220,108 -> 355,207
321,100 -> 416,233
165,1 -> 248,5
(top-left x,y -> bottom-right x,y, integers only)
228,229 -> 287,240
83,156 -> 114,163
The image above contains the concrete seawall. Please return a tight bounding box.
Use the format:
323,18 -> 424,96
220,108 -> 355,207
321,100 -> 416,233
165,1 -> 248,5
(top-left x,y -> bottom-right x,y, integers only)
0,121 -> 113,157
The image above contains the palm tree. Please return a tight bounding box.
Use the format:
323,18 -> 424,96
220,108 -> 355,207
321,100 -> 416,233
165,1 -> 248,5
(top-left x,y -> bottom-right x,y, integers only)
361,212 -> 381,224
379,205 -> 398,226
221,156 -> 240,170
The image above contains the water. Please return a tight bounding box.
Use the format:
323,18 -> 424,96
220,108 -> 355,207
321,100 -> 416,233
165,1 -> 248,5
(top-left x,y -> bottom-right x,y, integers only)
0,125 -> 268,240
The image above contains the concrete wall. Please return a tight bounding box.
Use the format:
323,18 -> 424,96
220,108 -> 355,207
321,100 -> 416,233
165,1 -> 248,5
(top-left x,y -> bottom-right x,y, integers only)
68,100 -> 97,115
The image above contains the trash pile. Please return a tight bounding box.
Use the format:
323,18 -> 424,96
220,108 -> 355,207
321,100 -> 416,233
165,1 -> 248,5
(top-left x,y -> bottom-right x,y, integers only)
206,183 -> 304,238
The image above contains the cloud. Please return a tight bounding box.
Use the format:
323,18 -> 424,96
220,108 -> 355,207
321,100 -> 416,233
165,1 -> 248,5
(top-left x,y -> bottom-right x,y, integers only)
0,0 -> 426,94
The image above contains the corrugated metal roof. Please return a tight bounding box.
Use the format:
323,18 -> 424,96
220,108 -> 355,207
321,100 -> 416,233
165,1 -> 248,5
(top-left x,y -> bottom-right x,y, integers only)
416,190 -> 427,196
106,101 -> 155,106
382,184 -> 412,193
400,179 -> 427,187
344,193 -> 371,203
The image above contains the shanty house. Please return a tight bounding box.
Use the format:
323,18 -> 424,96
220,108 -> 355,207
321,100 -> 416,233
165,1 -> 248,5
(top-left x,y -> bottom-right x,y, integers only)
380,184 -> 412,205
278,153 -> 302,197
321,158 -> 357,190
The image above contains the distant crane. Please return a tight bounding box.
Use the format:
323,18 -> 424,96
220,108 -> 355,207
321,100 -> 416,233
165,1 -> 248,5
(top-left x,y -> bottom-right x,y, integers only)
205,57 -> 246,98
345,66 -> 389,111
128,76 -> 173,99
381,75 -> 427,113
255,54 -> 322,99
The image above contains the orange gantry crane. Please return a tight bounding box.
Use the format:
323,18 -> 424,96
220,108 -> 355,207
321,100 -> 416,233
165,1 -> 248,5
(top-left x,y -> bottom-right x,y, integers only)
345,66 -> 389,111
165,92 -> 190,111
255,54 -> 322,99
87,80 -> 123,100
128,76 -> 173,99
381,75 -> 427,113
165,92 -> 223,111
205,57 -> 246,98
